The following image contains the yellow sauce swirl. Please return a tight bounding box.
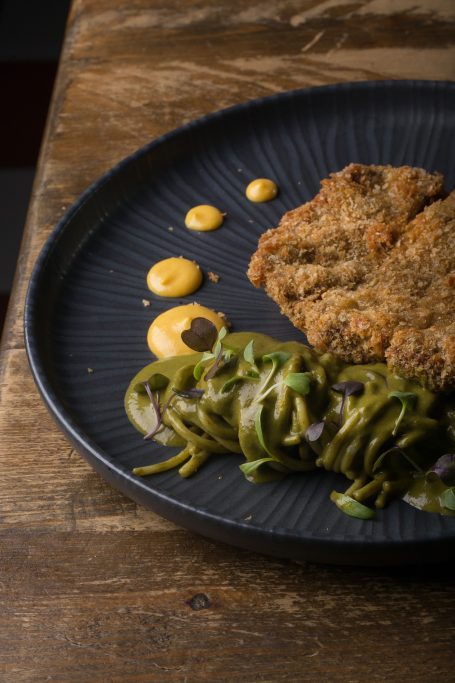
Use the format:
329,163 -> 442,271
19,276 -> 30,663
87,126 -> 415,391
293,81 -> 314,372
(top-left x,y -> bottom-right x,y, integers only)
245,178 -> 278,203
146,257 -> 202,298
147,304 -> 225,358
185,205 -> 224,232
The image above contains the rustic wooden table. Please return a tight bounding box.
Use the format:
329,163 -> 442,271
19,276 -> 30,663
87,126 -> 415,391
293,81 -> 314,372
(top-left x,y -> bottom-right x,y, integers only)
1,1 -> 454,681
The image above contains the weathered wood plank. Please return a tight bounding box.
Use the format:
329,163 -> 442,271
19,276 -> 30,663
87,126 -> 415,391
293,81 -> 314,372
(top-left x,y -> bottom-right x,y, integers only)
1,530 -> 453,682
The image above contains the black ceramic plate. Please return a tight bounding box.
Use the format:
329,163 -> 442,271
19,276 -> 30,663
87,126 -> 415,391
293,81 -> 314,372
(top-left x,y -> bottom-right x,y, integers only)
25,81 -> 455,565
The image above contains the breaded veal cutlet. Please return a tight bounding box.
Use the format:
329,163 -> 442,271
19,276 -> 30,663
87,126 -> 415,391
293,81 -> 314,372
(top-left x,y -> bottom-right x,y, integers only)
248,163 -> 455,392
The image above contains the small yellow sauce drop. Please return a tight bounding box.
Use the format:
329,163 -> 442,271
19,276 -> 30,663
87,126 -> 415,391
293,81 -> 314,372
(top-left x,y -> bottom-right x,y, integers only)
185,205 -> 224,232
146,257 -> 202,298
245,178 -> 278,203
147,303 -> 225,358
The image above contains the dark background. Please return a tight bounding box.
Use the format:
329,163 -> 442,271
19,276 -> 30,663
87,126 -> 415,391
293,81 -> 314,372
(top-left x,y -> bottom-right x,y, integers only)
0,0 -> 70,331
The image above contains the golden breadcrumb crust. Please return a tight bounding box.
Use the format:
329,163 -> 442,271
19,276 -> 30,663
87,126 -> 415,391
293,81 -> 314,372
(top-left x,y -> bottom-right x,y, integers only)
248,164 -> 454,391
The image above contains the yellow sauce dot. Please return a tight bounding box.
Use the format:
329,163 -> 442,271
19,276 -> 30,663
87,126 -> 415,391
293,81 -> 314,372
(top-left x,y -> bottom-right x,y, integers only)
147,304 -> 225,358
185,205 -> 224,232
245,178 -> 278,203
146,257 -> 202,298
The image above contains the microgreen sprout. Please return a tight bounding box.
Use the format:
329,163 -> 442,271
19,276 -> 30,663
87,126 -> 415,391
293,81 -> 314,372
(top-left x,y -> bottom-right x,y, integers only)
256,351 -> 291,402
331,380 -> 364,426
330,491 -> 375,520
181,318 -> 231,381
389,391 -> 417,436
212,326 -> 227,357
440,487 -> 455,511
193,351 -> 215,380
240,457 -> 276,479
172,387 -> 204,399
254,404 -> 275,457
373,445 -> 421,474
284,372 -> 311,395
426,454 -> 455,485
243,339 -> 259,376
221,374 -> 259,393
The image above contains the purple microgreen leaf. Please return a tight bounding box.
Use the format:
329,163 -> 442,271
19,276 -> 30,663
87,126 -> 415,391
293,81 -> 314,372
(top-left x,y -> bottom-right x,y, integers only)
240,457 -> 275,479
305,420 -> 325,443
284,372 -> 311,396
181,317 -> 218,352
332,380 -> 364,397
426,454 -> 455,485
331,380 -> 364,426
440,487 -> 455,511
172,387 -> 204,399
204,346 -> 224,381
144,396 -> 175,440
330,491 -> 375,520
388,391 -> 417,436
142,381 -> 162,440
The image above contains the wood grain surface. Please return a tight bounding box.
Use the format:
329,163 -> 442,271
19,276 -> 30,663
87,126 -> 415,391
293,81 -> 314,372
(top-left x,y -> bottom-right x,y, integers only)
1,1 -> 454,681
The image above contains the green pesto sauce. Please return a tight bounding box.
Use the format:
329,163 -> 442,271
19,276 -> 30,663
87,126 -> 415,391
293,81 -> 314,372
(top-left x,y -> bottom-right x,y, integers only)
125,332 -> 455,514
404,477 -> 455,516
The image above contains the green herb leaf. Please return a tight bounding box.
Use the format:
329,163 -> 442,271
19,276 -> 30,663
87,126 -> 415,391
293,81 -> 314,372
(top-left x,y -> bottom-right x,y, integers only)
181,317 -> 218,352
256,351 -> 292,402
389,391 -> 417,401
330,491 -> 375,520
239,457 -> 275,478
373,445 -> 421,474
262,351 -> 291,368
284,372 -> 311,395
243,339 -> 260,374
221,375 -> 259,393
254,404 -> 274,456
223,348 -> 235,362
193,351 -> 215,380
440,487 -> 455,511
213,326 -> 228,357
389,391 -> 417,436
172,387 -> 204,399
243,339 -> 255,365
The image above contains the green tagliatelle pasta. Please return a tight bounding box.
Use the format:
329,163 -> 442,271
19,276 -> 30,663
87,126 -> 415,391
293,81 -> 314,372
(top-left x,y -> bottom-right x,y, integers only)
125,332 -> 455,517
